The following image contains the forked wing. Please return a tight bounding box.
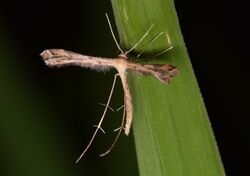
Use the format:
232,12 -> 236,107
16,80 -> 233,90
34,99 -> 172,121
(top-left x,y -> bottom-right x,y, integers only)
40,49 -> 115,72
127,62 -> 178,83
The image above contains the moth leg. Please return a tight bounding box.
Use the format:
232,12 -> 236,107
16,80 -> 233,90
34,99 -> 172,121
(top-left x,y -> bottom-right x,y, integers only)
113,105 -> 125,132
116,105 -> 124,112
92,125 -> 106,134
75,74 -> 120,163
99,103 -> 115,112
99,107 -> 126,157
153,45 -> 173,58
136,32 -> 163,58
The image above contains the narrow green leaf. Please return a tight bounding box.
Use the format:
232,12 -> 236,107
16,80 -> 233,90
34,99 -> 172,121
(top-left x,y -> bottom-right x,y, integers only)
111,0 -> 225,175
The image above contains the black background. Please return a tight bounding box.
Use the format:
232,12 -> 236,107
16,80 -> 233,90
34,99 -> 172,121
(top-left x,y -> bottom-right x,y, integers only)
0,0 -> 249,175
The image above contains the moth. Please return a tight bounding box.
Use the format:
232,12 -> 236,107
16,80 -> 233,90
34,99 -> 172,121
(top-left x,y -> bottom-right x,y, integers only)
40,14 -> 178,162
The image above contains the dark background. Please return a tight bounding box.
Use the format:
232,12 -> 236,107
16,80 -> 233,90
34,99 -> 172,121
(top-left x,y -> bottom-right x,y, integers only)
0,0 -> 249,175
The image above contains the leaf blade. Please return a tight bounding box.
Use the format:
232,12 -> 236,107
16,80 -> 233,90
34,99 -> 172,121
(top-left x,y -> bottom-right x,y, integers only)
111,0 -> 225,175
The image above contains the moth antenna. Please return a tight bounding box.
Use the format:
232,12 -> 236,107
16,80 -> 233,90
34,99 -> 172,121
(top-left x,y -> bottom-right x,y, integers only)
137,32 -> 164,58
125,24 -> 154,55
105,13 -> 124,54
99,107 -> 126,157
75,74 -> 120,163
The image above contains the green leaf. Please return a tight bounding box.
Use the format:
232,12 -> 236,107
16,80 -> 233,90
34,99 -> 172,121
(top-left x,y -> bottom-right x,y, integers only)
111,0 -> 226,175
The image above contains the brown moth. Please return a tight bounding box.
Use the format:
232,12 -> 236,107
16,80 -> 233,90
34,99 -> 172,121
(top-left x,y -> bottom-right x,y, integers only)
40,14 -> 178,163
